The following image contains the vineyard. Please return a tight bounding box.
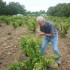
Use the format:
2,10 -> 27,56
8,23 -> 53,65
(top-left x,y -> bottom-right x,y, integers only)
0,16 -> 70,70
0,16 -> 70,37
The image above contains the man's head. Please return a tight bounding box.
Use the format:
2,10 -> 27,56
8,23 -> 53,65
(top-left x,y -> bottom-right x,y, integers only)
36,16 -> 46,26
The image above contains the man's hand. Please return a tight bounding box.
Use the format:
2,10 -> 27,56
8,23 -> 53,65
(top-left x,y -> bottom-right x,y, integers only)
38,32 -> 45,36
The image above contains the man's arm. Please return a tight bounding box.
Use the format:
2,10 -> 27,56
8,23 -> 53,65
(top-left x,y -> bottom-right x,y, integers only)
38,31 -> 55,37
45,33 -> 55,37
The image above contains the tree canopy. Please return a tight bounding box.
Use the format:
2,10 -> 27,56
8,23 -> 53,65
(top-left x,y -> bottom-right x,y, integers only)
0,0 -> 70,17
0,0 -> 26,15
47,3 -> 70,17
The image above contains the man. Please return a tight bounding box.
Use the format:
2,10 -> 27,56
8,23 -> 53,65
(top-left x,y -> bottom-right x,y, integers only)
36,16 -> 62,64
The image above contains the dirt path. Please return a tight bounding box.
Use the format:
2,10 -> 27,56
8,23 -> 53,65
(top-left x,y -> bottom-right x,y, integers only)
58,32 -> 70,70
0,24 -> 70,70
0,24 -> 29,70
46,31 -> 70,70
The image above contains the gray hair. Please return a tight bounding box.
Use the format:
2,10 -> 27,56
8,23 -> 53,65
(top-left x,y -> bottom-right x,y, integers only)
36,16 -> 45,22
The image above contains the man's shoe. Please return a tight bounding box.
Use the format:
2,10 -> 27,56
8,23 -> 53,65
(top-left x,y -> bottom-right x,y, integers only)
56,59 -> 62,65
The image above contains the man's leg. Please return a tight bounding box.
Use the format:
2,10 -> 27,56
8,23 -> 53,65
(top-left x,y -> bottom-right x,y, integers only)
50,34 -> 62,64
41,36 -> 49,55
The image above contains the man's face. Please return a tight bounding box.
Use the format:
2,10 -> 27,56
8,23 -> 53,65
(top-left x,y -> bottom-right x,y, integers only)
38,21 -> 45,27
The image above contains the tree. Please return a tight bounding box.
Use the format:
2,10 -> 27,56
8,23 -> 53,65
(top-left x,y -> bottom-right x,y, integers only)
0,0 -> 6,15
0,0 -> 26,15
6,2 -> 26,15
47,3 -> 70,17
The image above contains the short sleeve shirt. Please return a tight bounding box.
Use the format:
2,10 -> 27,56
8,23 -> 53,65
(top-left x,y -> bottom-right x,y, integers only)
40,21 -> 57,34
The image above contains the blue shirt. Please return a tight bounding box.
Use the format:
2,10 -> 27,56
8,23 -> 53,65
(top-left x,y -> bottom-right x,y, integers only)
40,21 -> 57,34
